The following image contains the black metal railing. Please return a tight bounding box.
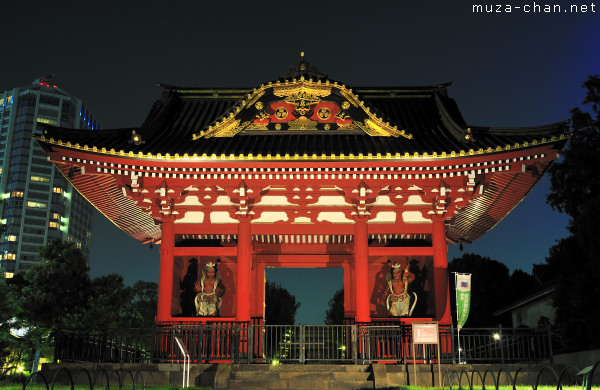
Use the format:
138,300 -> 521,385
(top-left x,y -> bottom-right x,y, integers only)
54,324 -> 552,364
55,328 -> 155,363
247,324 -> 355,363
456,326 -> 552,363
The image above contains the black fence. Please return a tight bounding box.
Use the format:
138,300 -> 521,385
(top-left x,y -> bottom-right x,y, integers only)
456,326 -> 552,363
54,323 -> 553,365
3,363 -> 600,390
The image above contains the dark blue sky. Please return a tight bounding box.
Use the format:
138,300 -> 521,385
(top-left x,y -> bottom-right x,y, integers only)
1,1 -> 597,324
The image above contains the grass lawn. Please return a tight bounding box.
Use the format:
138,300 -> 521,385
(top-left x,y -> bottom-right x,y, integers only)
0,385 -> 587,390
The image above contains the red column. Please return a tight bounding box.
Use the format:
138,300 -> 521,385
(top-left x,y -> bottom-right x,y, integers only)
354,218 -> 371,323
236,217 -> 252,322
156,218 -> 175,322
433,218 -> 452,324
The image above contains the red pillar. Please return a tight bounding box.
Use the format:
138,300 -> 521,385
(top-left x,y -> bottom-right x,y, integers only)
354,218 -> 371,323
433,218 -> 452,324
156,218 -> 175,322
236,218 -> 252,322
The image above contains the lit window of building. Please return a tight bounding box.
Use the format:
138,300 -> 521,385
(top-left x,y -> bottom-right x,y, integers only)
7,235 -> 17,241
36,117 -> 58,125
27,201 -> 47,208
30,176 -> 50,182
49,221 -> 59,228
53,187 -> 63,194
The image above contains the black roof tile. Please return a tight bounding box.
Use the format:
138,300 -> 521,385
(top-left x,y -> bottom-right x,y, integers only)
37,81 -> 568,160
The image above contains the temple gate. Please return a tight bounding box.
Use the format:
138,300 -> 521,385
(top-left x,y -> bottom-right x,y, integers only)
36,57 -> 568,327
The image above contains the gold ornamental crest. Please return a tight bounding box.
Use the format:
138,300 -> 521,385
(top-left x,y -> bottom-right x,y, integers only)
273,82 -> 332,116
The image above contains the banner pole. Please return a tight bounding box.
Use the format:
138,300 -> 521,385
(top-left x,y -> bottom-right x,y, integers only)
453,272 -> 459,364
457,328 -> 461,364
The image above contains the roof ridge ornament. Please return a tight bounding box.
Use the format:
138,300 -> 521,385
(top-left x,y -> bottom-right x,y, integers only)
280,52 -> 328,81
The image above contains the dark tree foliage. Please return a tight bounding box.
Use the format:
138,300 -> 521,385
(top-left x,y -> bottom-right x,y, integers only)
508,269 -> 537,303
265,282 -> 301,325
449,253 -> 511,327
20,240 -> 90,331
128,280 -> 158,328
0,271 -> 17,371
545,76 -> 600,351
324,288 -> 344,325
80,273 -> 133,331
79,277 -> 158,330
545,236 -> 600,350
2,239 -> 159,369
547,75 -> 600,218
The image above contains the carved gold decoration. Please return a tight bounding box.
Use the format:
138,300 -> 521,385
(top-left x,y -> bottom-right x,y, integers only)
289,118 -> 318,130
245,122 -> 269,131
337,122 -> 361,130
273,82 -> 331,99
255,101 -> 270,119
194,119 -> 245,139
275,107 -> 288,119
317,107 -> 331,120
246,90 -> 265,109
274,82 -> 331,116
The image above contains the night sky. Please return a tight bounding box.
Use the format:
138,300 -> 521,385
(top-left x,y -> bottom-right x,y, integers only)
1,1 -> 597,324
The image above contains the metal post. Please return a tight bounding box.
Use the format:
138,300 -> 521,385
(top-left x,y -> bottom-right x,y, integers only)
450,323 -> 456,364
299,325 -> 305,364
499,325 -> 504,364
247,324 -> 254,364
352,325 -> 357,364
546,322 -> 553,363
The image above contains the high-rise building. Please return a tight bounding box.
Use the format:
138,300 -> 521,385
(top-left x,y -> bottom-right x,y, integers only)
0,76 -> 97,277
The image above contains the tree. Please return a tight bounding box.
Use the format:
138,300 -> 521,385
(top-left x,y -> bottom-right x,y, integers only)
324,288 -> 344,325
265,282 -> 301,325
449,253 -> 511,327
547,75 -> 600,218
19,240 -> 90,332
80,274 -> 133,331
0,271 -> 17,371
127,280 -> 158,328
507,269 -> 537,303
545,75 -> 600,351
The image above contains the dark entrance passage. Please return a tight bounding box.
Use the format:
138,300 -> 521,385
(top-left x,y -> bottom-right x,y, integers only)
266,268 -> 343,324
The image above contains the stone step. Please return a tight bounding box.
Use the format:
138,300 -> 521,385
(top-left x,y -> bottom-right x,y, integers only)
228,378 -> 373,390
331,371 -> 372,380
232,363 -> 370,372
227,364 -> 374,389
230,370 -> 282,380
232,370 -> 362,381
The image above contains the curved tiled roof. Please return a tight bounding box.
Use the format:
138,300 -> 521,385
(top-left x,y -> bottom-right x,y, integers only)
37,82 -> 567,161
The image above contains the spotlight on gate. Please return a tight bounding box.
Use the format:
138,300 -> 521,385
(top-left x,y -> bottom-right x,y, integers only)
493,333 -> 501,340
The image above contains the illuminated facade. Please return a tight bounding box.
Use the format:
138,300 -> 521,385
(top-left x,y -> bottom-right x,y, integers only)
35,59 -> 568,325
0,77 -> 96,276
